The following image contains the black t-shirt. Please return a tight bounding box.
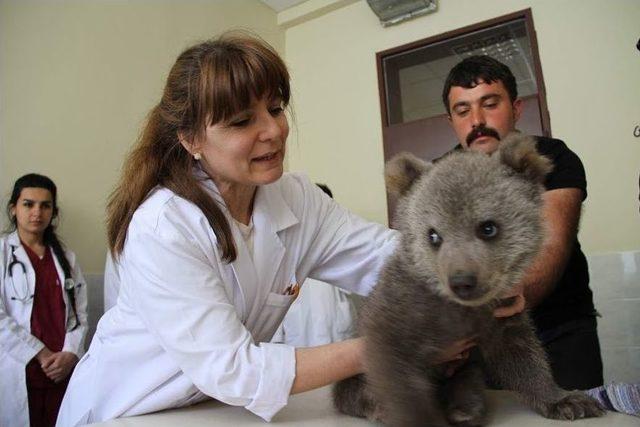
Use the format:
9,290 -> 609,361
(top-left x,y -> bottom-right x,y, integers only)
530,136 -> 596,332
444,136 -> 597,332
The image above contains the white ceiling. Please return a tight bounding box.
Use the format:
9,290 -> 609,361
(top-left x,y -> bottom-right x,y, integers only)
260,0 -> 309,13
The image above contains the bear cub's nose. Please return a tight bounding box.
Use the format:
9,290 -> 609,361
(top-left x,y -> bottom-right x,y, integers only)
449,274 -> 478,300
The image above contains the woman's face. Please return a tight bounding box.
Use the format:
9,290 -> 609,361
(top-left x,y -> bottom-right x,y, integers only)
190,96 -> 289,193
11,187 -> 54,240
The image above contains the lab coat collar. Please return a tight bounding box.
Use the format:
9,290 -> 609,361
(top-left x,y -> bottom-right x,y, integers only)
192,166 -> 299,325
6,232 -> 29,268
248,182 -> 299,313
7,230 -> 20,246
5,231 -> 61,313
193,164 -> 226,206
254,181 -> 298,233
192,164 -> 299,233
5,232 -> 29,280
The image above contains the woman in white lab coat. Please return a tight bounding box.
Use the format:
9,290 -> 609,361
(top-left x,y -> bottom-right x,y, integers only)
0,173 -> 88,427
58,33 -> 506,426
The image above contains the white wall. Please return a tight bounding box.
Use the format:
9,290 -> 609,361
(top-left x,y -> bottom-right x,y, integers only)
283,0 -> 640,255
0,0 -> 284,272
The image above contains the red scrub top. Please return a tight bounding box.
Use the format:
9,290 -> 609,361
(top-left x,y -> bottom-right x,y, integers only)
23,244 -> 66,387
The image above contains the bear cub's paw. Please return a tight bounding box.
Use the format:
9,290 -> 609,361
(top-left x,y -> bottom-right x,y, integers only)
542,392 -> 606,420
445,394 -> 486,427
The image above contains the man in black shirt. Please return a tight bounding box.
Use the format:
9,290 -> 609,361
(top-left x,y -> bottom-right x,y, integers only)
441,55 -> 603,390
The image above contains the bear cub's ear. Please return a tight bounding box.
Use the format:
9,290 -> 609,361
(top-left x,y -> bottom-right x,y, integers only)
385,152 -> 433,197
498,132 -> 553,183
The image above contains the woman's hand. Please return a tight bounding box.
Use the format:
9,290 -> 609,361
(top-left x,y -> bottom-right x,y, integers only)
41,351 -> 79,383
493,283 -> 526,318
291,338 -> 364,394
35,347 -> 54,365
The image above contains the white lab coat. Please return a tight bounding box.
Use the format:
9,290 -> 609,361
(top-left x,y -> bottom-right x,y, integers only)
103,252 -> 119,312
107,259 -> 360,347
0,231 -> 88,427
57,171 -> 397,426
271,278 -> 357,347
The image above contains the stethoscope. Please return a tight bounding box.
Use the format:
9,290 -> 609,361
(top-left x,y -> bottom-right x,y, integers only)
5,244 -> 80,330
7,245 -> 32,302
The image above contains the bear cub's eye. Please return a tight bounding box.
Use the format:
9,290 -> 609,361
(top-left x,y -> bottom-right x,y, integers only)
477,221 -> 499,240
427,228 -> 442,248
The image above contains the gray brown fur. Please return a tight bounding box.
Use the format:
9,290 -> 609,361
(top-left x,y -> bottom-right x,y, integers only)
333,134 -> 605,426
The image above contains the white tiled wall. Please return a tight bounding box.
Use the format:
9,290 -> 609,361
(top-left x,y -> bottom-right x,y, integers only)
83,273 -> 105,349
588,250 -> 640,384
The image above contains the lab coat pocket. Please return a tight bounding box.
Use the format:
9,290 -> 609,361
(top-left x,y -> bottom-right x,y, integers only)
265,292 -> 296,308
255,292 -> 296,342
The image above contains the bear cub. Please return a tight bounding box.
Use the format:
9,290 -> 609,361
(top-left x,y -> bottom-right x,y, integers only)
333,134 -> 605,426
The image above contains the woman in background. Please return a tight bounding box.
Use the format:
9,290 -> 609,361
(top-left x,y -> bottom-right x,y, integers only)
0,173 -> 88,427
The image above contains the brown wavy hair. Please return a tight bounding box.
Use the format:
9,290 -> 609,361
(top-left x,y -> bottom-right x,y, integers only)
107,32 -> 290,262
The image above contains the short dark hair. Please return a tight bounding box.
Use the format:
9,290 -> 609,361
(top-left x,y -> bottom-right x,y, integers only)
442,55 -> 518,114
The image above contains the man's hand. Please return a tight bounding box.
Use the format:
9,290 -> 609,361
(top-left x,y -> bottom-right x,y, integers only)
434,337 -> 477,365
435,337 -> 477,377
41,351 -> 79,383
493,282 -> 526,318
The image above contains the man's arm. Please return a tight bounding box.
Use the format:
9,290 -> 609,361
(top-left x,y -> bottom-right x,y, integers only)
521,188 -> 583,308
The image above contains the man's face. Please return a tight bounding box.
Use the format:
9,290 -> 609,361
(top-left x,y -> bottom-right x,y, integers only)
447,80 -> 522,154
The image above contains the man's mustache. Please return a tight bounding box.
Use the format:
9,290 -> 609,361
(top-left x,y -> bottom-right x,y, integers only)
466,125 -> 500,145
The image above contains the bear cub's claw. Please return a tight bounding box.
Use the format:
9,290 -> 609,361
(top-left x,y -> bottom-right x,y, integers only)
543,392 -> 606,420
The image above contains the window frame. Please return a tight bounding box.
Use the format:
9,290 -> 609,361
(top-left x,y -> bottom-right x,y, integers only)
376,8 -> 550,132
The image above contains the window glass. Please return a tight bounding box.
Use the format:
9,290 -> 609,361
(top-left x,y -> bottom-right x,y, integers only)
383,18 -> 538,125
